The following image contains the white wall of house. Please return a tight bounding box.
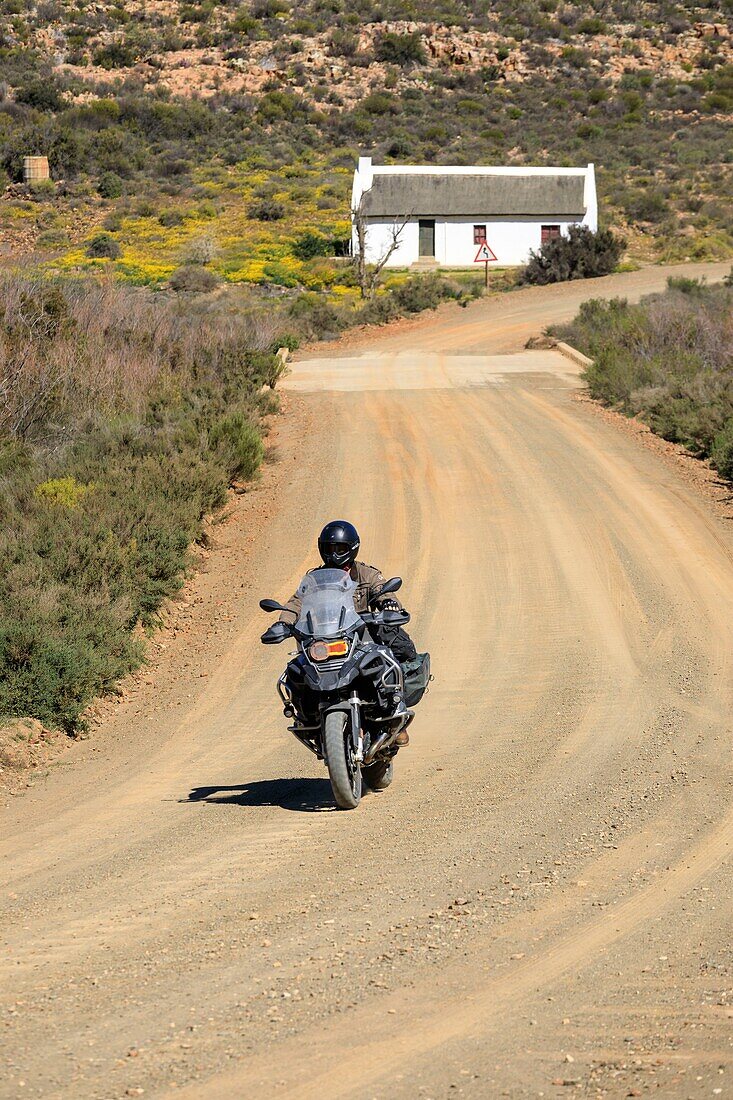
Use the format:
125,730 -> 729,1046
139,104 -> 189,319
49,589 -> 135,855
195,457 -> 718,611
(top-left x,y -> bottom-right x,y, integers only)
352,159 -> 599,268
361,214 -> 595,268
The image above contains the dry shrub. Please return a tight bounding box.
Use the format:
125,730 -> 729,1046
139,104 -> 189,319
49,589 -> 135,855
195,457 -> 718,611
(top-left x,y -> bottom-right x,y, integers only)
552,277 -> 733,479
0,273 -> 279,444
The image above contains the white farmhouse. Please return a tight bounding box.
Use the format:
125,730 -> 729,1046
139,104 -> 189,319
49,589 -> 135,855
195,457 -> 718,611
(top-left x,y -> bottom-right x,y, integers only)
351,156 -> 597,269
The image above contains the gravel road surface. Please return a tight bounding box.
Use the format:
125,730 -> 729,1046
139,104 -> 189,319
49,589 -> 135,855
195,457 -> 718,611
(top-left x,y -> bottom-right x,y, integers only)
2,262 -> 732,1100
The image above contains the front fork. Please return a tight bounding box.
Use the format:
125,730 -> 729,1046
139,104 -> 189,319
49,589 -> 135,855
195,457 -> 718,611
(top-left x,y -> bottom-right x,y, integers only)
324,691 -> 364,762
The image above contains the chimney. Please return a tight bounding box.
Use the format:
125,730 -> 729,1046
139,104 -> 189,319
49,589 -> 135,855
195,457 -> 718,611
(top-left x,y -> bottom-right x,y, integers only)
357,154 -> 373,191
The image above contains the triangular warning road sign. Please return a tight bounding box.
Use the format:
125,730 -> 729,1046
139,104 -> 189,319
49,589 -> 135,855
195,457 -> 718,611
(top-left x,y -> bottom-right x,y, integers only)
474,242 -> 498,262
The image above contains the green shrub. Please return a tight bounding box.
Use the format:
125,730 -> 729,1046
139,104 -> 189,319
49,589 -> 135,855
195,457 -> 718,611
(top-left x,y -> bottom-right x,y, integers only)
209,412 -> 264,481
253,0 -> 288,15
98,171 -> 124,198
625,189 -> 668,223
392,273 -> 458,313
667,275 -> 705,295
93,42 -> 140,68
37,229 -> 70,248
291,230 -> 332,260
577,16 -> 606,33
328,29 -> 358,57
230,9 -> 262,35
362,92 -> 399,115
28,178 -> 55,200
272,332 -> 299,352
15,80 -> 64,112
375,31 -> 426,66
521,226 -> 625,285
85,233 -> 122,259
711,420 -> 733,480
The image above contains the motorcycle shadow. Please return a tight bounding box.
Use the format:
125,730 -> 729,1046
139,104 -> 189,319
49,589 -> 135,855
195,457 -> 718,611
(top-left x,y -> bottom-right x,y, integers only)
183,777 -> 336,813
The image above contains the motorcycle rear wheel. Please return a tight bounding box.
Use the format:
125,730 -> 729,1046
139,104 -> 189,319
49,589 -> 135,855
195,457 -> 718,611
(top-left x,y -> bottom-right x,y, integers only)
323,711 -> 362,810
363,759 -> 393,791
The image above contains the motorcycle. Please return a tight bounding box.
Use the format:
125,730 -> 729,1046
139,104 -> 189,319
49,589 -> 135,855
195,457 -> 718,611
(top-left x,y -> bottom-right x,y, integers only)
259,568 -> 428,810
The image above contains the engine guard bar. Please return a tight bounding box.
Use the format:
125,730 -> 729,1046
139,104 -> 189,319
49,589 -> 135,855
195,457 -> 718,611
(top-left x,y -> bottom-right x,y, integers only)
363,710 -> 414,764
288,725 -> 322,758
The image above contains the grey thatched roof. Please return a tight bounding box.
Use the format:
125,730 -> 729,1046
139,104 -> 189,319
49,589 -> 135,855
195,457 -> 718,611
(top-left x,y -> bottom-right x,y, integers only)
360,173 -> 586,217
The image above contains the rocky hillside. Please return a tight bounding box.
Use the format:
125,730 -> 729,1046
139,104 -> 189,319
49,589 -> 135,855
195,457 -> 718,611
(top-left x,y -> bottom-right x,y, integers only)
6,2 -> 732,101
1,0 -> 731,288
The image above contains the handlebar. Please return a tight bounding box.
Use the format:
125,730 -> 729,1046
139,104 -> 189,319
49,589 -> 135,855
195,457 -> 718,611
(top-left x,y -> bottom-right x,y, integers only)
260,607 -> 410,645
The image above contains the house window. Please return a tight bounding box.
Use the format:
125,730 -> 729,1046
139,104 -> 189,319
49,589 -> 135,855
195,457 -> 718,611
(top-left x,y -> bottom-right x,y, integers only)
473,224 -> 487,245
541,224 -> 561,245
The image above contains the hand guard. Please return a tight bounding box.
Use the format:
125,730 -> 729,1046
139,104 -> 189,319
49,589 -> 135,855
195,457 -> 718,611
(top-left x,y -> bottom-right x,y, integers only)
380,598 -> 401,613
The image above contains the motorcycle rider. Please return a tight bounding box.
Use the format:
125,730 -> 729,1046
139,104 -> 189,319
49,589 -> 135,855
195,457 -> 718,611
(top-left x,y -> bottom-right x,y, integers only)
279,520 -> 417,744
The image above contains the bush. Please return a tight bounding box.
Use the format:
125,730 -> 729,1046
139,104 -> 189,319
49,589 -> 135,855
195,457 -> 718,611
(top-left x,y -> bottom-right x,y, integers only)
362,92 -> 399,115
291,230 -> 332,260
209,412 -> 265,481
15,80 -> 64,112
357,295 -> 399,326
328,29 -> 358,58
182,234 -> 217,265
272,332 -> 299,352
85,233 -> 122,260
711,420 -> 733,480
93,42 -> 139,68
392,273 -> 458,313
98,171 -> 124,199
28,179 -> 55,200
521,226 -> 625,285
375,31 -> 426,66
169,265 -> 219,292
35,476 -> 93,508
248,199 -> 285,221
551,280 -> 733,479
625,189 -> 668,223
289,294 -> 344,339
158,209 -> 184,227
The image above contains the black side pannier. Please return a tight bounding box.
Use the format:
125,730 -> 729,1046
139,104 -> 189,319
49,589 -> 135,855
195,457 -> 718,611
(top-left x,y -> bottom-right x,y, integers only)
402,652 -> 431,708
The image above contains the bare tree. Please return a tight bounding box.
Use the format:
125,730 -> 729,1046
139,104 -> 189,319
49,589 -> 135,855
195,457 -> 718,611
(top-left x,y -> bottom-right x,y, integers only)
351,190 -> 411,300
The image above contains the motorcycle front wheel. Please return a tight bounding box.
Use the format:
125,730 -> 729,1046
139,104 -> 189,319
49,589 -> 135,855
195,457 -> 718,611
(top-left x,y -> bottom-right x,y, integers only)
323,711 -> 362,810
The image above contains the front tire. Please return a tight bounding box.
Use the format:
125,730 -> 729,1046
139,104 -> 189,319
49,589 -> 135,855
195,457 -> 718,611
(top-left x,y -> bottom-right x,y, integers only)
323,711 -> 362,810
363,759 -> 393,791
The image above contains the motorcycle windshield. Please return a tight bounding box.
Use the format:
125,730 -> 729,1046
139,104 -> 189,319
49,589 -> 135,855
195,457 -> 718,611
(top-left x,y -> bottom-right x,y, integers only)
294,568 -> 362,639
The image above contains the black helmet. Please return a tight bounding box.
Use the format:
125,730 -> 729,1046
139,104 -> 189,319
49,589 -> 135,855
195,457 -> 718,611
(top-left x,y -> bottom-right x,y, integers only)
318,520 -> 360,569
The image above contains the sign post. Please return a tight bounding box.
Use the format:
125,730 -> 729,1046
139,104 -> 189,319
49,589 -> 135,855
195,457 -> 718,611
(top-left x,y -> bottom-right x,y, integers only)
474,242 -> 498,288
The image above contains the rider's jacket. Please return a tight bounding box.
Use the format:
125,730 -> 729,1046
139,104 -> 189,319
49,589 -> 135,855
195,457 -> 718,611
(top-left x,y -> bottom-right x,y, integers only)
279,562 -> 404,626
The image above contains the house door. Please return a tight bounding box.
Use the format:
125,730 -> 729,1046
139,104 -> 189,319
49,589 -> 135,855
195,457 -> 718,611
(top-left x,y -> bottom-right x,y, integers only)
418,219 -> 435,257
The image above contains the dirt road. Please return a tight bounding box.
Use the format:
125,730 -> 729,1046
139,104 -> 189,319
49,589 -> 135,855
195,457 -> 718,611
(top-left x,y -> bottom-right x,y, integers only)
2,262 -> 733,1099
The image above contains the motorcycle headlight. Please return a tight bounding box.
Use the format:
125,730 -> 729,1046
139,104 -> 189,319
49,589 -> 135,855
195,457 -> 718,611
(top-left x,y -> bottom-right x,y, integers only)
309,639 -> 349,662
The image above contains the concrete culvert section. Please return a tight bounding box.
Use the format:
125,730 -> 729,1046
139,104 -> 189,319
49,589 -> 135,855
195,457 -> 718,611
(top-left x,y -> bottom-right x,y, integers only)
1,262 -> 732,1100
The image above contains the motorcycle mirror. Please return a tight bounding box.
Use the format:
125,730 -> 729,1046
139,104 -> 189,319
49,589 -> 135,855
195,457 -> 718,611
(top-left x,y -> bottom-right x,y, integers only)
371,577 -> 402,604
261,621 -> 291,644
260,598 -> 289,613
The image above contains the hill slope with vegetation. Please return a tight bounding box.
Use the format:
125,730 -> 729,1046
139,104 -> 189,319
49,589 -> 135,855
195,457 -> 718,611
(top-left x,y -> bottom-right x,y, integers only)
1,0 -> 732,297
0,273 -> 279,733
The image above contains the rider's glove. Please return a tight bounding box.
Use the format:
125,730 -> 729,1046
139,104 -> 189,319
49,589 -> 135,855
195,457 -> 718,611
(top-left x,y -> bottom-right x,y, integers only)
380,599 -> 401,613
